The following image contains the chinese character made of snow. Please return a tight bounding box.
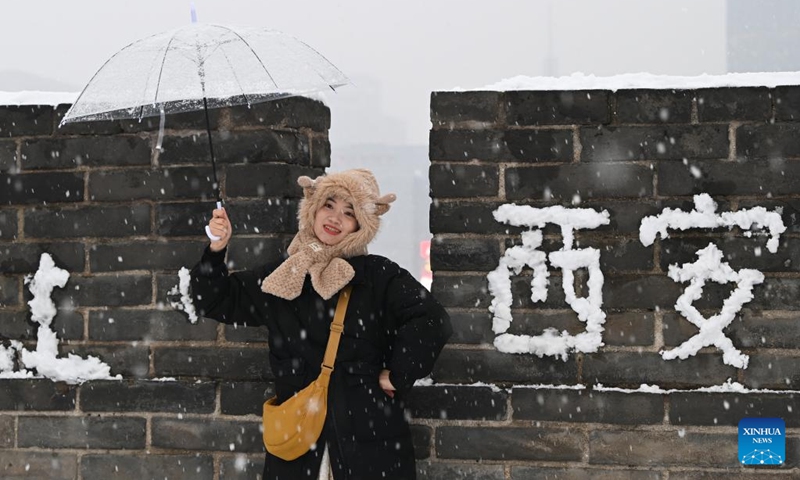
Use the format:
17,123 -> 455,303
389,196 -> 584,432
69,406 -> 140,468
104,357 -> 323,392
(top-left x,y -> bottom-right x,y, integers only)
487,204 -> 610,360
639,194 -> 786,369
0,253 -> 119,384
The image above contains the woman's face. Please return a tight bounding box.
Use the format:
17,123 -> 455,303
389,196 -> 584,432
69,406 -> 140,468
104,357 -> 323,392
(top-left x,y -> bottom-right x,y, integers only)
313,197 -> 358,246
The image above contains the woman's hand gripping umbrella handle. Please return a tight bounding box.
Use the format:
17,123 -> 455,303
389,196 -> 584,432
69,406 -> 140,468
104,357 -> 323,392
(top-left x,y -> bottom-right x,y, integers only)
205,201 -> 224,242
206,203 -> 232,252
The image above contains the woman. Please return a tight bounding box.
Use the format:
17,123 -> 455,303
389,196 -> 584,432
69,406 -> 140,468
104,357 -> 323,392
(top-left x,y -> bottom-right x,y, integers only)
190,169 -> 452,480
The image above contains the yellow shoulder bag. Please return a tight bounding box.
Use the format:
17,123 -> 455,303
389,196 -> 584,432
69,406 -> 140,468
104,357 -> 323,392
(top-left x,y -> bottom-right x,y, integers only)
262,286 -> 352,461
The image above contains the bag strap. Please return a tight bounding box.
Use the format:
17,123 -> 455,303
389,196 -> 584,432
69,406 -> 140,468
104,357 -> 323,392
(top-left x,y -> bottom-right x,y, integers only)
321,285 -> 352,372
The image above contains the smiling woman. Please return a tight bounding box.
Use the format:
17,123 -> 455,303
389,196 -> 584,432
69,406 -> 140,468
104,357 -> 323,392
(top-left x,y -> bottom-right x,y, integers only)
191,168 -> 452,480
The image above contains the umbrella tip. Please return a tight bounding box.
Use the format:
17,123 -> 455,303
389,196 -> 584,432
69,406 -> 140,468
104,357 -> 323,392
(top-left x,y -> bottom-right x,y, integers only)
190,2 -> 198,23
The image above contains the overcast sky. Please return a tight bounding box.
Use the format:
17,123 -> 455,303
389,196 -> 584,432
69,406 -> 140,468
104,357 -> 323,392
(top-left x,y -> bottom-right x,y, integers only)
0,0 -> 728,147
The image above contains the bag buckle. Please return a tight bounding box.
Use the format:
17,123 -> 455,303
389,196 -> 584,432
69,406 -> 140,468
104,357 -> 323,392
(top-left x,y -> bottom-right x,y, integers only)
329,323 -> 343,333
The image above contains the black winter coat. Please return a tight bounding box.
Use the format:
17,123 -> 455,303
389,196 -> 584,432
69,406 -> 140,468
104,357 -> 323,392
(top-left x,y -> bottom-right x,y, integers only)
190,247 -> 452,480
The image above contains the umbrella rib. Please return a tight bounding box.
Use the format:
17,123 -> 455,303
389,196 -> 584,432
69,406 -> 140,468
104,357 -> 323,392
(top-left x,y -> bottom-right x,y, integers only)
210,24 -> 279,90
147,32 -> 181,118
283,35 -> 350,88
218,47 -> 252,107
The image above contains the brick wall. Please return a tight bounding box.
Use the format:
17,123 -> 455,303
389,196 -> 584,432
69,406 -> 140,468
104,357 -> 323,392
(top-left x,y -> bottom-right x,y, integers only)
425,87 -> 800,478
2,85 -> 800,480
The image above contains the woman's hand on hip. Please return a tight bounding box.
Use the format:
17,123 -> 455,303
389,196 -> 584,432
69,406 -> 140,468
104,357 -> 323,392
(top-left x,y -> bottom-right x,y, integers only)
379,369 -> 396,398
208,207 -> 232,252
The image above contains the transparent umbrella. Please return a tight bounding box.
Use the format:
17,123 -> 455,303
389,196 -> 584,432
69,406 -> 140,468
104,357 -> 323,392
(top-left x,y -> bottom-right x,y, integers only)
60,23 -> 349,240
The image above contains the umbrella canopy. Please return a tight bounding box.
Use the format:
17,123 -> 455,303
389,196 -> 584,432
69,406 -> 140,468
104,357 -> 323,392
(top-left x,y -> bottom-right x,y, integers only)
60,23 -> 349,124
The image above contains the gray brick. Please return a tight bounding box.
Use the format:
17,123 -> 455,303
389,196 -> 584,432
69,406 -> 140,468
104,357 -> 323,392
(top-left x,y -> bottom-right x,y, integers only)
226,164 -> 320,198
0,242 -> 84,274
512,466 -> 662,480
583,352 -> 737,389
581,125 -> 728,161
696,87 -> 772,122
0,275 -> 19,306
589,430 -> 737,467
429,129 -> 573,162
658,159 -> 800,197
228,96 -> 331,131
81,454 -> 215,480
0,451 -> 77,480
88,309 -> 217,342
158,130 -> 311,166
54,103 -> 123,136
154,347 -> 271,380
579,237 -> 654,273
219,455 -> 265,480
89,167 -> 216,202
411,424 -> 432,460
505,90 -> 611,125
89,240 -> 206,272
603,275 -> 682,311
430,201 -> 524,235
0,310 -> 83,341
429,163 -> 500,198
52,274 -> 152,307
447,310 -> 494,344
775,85 -> 800,121
61,345 -> 150,378
0,416 -> 11,447
224,323 -> 270,343
430,237 -> 501,271
604,312 -> 655,346
661,237 -> 800,273
437,426 -> 583,461
502,310 -> 591,339
431,91 -> 501,129
669,470 -> 797,480
0,105 -> 54,137
432,348 -> 578,384
82,380 -> 216,413
220,381 -> 274,415
119,108 -> 221,133
432,273 -> 568,310
0,171 -> 84,205
21,136 -> 151,169
309,134 -> 331,167
743,354 -> 800,389
0,379 -> 77,410
227,237 -> 290,270
151,417 -> 263,452
728,310 -> 800,349
156,201 -> 221,236
24,205 -> 150,239
505,164 -> 654,201
18,415 -> 146,449
0,140 -> 16,172
0,208 -> 17,239
737,123 -> 800,159
751,278 -> 800,310
407,385 -> 507,420
615,89 -> 693,124
669,392 -> 800,427
512,388 -> 663,424
418,461 -> 505,480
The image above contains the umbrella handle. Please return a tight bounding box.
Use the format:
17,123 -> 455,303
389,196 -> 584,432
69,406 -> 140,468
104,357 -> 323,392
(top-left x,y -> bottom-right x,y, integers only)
205,201 -> 223,242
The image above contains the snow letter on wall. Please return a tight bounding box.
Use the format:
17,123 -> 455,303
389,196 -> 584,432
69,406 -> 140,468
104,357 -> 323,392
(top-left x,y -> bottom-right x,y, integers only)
487,205 -> 610,360
639,194 -> 786,368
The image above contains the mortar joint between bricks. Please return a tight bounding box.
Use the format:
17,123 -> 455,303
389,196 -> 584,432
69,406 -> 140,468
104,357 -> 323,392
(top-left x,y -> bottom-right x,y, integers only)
727,121 -> 741,162
572,125 -> 582,163
691,95 -> 699,124
498,164 -> 506,200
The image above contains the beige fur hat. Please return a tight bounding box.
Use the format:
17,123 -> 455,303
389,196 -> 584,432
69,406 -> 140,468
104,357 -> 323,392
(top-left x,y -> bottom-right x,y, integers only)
261,169 -> 396,300
296,168 -> 397,257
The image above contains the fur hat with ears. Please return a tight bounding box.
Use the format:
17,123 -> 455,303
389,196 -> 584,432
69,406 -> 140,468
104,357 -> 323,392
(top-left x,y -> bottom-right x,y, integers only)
261,169 -> 396,300
296,168 -> 397,258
